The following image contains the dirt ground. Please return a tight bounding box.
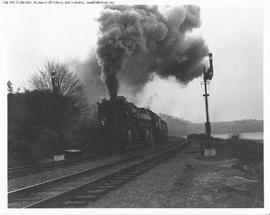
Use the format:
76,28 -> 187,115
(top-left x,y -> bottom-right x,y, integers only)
86,140 -> 263,208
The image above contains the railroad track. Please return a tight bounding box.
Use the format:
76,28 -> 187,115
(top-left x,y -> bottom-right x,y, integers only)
8,155 -> 104,179
8,141 -> 188,208
8,142 -> 181,179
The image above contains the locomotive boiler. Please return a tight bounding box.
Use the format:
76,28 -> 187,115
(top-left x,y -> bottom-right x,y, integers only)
97,96 -> 168,153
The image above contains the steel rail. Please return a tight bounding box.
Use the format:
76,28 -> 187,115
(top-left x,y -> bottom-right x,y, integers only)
8,143 -> 178,178
27,141 -> 189,208
8,142 -> 184,208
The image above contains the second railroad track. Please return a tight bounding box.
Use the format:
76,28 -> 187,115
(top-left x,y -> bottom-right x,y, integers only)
8,141 -> 189,208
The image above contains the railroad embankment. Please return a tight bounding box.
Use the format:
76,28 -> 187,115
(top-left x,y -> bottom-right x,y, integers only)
87,138 -> 263,208
182,138 -> 263,207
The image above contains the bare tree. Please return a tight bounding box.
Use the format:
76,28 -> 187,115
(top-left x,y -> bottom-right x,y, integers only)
28,60 -> 86,151
30,61 -> 84,98
7,80 -> 13,94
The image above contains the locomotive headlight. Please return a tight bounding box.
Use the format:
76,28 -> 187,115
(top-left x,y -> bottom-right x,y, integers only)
101,117 -> 106,126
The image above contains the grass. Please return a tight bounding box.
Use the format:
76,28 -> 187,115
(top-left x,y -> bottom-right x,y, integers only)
211,138 -> 263,166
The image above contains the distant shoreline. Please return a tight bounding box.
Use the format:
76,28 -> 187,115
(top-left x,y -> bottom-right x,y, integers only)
160,114 -> 263,137
212,131 -> 263,141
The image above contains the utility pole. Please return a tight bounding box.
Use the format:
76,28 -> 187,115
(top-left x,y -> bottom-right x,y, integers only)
51,71 -> 65,158
51,71 -> 58,94
202,53 -> 216,157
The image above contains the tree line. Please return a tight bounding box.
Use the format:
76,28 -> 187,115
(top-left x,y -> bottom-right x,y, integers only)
8,60 -> 100,166
160,114 -> 263,137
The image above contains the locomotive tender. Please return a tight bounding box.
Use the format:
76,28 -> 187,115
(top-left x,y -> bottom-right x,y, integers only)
97,96 -> 168,153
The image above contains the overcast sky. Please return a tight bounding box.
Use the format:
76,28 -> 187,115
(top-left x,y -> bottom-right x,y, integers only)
3,4 -> 263,122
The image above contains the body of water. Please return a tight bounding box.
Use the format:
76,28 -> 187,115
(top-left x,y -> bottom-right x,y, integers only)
212,131 -> 263,140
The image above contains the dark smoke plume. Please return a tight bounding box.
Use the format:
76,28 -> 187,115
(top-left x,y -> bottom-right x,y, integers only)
96,5 -> 209,99
69,53 -> 107,104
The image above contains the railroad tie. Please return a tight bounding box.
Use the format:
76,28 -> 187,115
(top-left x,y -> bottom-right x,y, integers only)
131,169 -> 148,173
113,177 -> 130,181
96,184 -> 117,189
63,200 -> 86,207
85,189 -> 108,195
108,179 -> 127,184
103,181 -> 121,186
74,194 -> 100,201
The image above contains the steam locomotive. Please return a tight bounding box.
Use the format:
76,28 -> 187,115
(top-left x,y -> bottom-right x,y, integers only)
97,96 -> 168,153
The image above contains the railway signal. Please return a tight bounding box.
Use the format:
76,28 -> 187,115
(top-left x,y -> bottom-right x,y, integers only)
201,53 -> 216,157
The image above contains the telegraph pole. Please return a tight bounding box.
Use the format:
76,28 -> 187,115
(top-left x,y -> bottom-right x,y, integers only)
202,53 -> 216,157
51,71 -> 65,158
51,71 -> 58,94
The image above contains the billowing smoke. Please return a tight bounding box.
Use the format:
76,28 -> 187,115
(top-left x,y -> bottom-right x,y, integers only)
69,52 -> 107,104
96,5 -> 209,99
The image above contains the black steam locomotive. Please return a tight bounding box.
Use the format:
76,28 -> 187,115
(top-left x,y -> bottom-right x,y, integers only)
97,96 -> 168,153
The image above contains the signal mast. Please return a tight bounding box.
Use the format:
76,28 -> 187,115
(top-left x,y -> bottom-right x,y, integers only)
201,53 -> 216,157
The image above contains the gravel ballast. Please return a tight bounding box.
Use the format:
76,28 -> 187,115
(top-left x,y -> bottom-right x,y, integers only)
85,142 -> 263,208
86,145 -> 197,208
